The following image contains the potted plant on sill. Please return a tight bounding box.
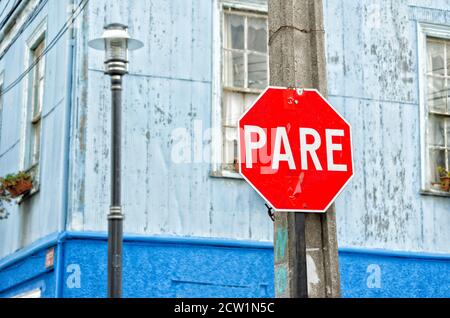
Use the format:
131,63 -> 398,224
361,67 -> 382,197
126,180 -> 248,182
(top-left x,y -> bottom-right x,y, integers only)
437,166 -> 450,192
0,171 -> 34,199
0,171 -> 34,220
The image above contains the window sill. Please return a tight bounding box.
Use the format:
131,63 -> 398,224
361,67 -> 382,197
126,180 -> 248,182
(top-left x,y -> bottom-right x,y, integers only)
17,186 -> 40,205
210,169 -> 244,180
223,86 -> 264,95
420,189 -> 450,198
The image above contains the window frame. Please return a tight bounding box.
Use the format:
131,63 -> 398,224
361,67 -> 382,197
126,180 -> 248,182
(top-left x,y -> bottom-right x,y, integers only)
29,40 -> 45,169
211,0 -> 268,179
418,22 -> 450,197
19,20 -> 47,196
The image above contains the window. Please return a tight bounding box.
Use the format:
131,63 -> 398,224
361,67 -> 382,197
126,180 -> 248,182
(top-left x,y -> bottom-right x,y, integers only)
24,37 -> 45,183
212,1 -> 268,177
419,23 -> 450,194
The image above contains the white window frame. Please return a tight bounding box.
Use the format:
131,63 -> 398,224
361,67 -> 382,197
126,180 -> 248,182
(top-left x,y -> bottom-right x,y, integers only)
19,20 -> 47,194
418,22 -> 450,196
211,0 -> 268,179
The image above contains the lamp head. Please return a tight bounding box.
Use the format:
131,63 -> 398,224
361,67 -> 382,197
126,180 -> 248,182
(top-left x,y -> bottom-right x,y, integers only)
88,23 -> 143,75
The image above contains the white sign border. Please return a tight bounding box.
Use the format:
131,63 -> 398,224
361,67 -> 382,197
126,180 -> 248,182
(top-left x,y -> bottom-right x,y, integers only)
237,86 -> 355,213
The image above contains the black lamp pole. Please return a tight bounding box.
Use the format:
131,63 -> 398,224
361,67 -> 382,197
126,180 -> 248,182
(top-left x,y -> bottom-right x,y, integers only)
108,73 -> 124,298
88,23 -> 143,298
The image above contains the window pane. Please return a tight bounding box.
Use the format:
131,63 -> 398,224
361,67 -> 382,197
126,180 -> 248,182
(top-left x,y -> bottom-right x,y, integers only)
224,50 -> 244,88
447,44 -> 450,76
32,121 -> 41,166
33,42 -> 45,117
427,40 -> 445,75
34,42 -> 44,61
447,118 -> 450,148
248,17 -> 267,53
244,93 -> 259,111
39,78 -> 44,110
220,11 -> 269,172
223,92 -> 245,127
224,14 -> 244,50
248,53 -> 268,89
427,76 -> 447,113
223,127 -> 238,166
429,149 -> 446,185
223,93 -> 260,126
26,39 -> 45,170
33,78 -> 44,116
428,114 -> 445,147
38,59 -> 45,80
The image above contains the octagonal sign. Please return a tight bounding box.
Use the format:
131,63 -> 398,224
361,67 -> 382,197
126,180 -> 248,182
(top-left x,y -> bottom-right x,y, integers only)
238,87 -> 353,212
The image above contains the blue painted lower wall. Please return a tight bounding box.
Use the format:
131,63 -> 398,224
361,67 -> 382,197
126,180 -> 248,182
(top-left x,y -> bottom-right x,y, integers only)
62,235 -> 274,298
0,232 -> 449,298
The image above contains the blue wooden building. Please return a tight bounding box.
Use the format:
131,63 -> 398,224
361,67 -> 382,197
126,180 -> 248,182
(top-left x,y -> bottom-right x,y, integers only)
0,0 -> 449,298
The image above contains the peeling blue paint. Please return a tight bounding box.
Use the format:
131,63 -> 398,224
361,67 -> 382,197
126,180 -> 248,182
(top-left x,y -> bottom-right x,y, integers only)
0,0 -> 449,298
274,227 -> 287,262
274,265 -> 287,295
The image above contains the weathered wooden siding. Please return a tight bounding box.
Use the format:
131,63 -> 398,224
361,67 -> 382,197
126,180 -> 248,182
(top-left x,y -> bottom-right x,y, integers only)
67,0 -> 273,241
2,0 -> 448,259
68,0 -> 449,253
324,0 -> 450,253
0,0 -> 74,258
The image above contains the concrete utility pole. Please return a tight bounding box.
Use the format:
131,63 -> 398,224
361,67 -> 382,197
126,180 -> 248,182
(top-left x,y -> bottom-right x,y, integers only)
269,0 -> 341,298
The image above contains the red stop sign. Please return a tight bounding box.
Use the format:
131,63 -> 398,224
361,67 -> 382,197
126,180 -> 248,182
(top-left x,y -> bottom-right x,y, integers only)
238,87 -> 353,213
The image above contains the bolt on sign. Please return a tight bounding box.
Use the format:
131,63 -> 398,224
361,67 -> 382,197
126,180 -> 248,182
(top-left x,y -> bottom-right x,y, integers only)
238,87 -> 354,212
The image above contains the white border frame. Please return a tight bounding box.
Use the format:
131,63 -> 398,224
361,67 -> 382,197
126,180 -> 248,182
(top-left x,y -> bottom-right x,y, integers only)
19,18 -> 47,172
237,87 -> 355,213
417,22 -> 450,195
210,0 -> 267,179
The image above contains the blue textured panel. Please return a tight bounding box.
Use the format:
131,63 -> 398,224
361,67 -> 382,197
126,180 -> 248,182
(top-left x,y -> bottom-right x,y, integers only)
1,272 -> 55,298
340,250 -> 450,298
62,238 -> 274,298
0,234 -> 449,298
0,244 -> 56,298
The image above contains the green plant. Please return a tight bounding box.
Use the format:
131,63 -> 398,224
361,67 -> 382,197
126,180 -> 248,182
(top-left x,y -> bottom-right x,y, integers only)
0,171 -> 33,219
0,171 -> 32,188
437,166 -> 450,178
437,166 -> 450,192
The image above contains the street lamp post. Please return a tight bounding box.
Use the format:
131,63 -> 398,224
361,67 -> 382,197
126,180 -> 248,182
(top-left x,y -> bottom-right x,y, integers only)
88,23 -> 143,298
